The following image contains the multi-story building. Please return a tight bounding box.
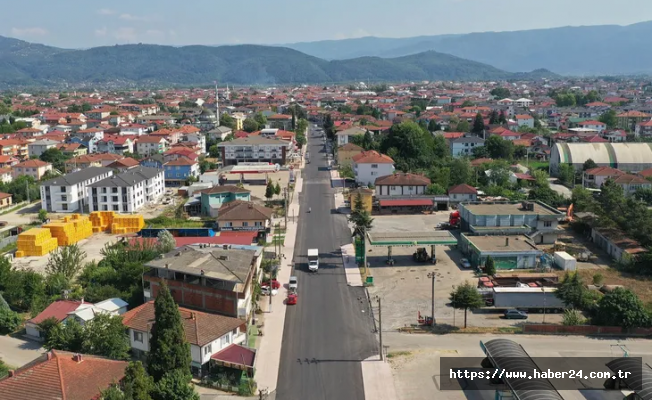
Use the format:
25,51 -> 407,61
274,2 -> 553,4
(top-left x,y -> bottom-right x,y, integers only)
163,156 -> 200,187
616,110 -> 651,130
200,185 -> 251,217
352,150 -> 395,186
216,200 -> 274,241
337,143 -> 364,166
27,139 -> 60,158
582,166 -> 625,188
69,128 -> 105,153
88,166 -> 164,213
374,173 -> 430,196
514,114 -> 534,129
143,245 -> 263,319
136,136 -> 169,156
336,126 -> 366,146
217,137 -> 292,166
13,159 -> 52,180
450,136 -> 485,158
96,135 -> 135,155
612,174 -> 652,196
41,167 -> 113,213
458,201 -> 564,245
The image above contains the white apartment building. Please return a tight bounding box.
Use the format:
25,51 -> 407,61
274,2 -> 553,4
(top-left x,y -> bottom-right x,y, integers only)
217,136 -> 292,166
352,150 -> 395,186
88,166 -> 164,213
40,167 -> 114,213
136,136 -> 169,156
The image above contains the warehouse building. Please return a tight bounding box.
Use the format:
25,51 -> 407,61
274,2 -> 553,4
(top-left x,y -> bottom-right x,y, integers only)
459,234 -> 543,270
458,201 -> 564,244
550,142 -> 652,176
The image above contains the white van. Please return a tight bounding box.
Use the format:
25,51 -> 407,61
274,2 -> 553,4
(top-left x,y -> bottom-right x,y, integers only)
308,249 -> 319,272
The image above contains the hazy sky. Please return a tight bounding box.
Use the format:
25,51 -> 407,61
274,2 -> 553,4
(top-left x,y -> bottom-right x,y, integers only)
5,0 -> 652,48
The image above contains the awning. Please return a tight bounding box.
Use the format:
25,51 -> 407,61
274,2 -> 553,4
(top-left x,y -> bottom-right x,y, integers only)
211,344 -> 256,371
379,199 -> 433,207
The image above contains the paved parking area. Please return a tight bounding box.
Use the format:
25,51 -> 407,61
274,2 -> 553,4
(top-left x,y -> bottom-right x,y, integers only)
366,214 -> 562,330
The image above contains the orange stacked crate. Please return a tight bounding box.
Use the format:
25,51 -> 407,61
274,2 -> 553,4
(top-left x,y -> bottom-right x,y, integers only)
16,228 -> 59,257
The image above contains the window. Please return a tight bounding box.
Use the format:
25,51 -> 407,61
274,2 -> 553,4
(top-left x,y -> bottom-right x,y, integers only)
112,187 -> 118,193
112,196 -> 118,202
370,171 -> 377,176
203,344 -> 212,355
254,221 -> 262,227
113,205 -> 119,211
543,221 -> 552,227
242,222 -> 249,227
62,204 -> 68,211
101,196 -> 107,202
61,195 -> 67,201
223,222 -> 232,227
133,331 -> 143,343
60,186 -> 66,192
371,164 -> 378,168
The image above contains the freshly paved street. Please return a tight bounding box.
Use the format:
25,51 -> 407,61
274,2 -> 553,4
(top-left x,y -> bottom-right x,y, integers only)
275,129 -> 378,399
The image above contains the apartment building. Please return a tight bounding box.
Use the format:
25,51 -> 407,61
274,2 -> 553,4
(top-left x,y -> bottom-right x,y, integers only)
217,136 -> 292,166
40,167 -> 114,213
88,166 -> 164,213
13,159 -> 52,179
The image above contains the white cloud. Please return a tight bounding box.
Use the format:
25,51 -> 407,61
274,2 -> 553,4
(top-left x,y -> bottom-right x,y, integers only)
113,27 -> 138,41
97,8 -> 115,15
94,27 -> 108,37
11,27 -> 48,36
119,13 -> 149,21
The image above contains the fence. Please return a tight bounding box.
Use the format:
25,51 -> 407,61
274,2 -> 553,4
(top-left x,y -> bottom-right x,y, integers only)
523,324 -> 652,336
0,235 -> 18,251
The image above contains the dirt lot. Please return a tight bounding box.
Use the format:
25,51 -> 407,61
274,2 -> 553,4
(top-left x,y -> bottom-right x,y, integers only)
366,214 -> 562,330
13,232 -> 118,274
222,170 -> 291,201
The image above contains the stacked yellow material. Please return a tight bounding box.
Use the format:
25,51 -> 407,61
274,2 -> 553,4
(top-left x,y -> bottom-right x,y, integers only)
90,211 -> 115,233
16,228 -> 59,257
110,215 -> 145,234
43,214 -> 93,246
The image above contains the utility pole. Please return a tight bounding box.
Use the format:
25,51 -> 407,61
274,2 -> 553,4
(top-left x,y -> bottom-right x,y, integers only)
377,296 -> 383,361
26,180 -> 30,203
283,188 -> 288,228
427,272 -> 436,325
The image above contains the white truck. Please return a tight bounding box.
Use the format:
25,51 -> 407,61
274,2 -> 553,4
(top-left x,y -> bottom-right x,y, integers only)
488,287 -> 565,313
308,248 -> 319,272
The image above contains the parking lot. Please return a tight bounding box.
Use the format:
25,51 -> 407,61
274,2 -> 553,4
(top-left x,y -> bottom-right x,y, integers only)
222,170 -> 291,201
365,214 -> 562,330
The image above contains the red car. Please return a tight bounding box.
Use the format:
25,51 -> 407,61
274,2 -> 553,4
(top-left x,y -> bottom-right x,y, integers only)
287,293 -> 298,305
261,279 -> 281,290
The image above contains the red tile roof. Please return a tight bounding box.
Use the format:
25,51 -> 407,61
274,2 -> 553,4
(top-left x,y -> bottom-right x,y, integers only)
28,300 -> 86,325
612,174 -> 649,185
585,167 -> 625,177
211,344 -> 256,368
173,232 -> 257,247
448,184 -> 478,195
379,199 -> 433,207
0,350 -> 127,400
375,173 -> 430,186
164,156 -> 197,166
352,150 -> 394,164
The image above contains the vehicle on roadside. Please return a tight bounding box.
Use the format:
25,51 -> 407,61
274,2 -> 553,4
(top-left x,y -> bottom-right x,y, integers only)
487,287 -> 565,313
504,309 -> 528,319
308,249 -> 319,272
287,293 -> 298,305
261,286 -> 278,296
289,276 -> 298,291
261,279 -> 281,289
460,258 -> 471,269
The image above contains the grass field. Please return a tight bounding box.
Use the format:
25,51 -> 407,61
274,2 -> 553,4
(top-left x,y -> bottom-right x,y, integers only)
515,159 -> 549,171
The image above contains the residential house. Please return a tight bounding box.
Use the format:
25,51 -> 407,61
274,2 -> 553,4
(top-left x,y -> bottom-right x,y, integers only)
267,114 -> 293,130
13,159 -> 52,179
514,115 -> 534,129
351,150 -> 395,186
591,227 -> 648,262
63,298 -> 128,327
374,173 -> 430,196
602,129 -> 628,142
200,185 -> 251,217
96,135 -> 134,155
336,126 -> 366,146
612,174 -> 652,196
448,184 -> 478,203
163,156 -> 200,186
0,192 -> 11,208
0,350 -> 128,400
140,153 -> 165,169
514,98 -> 534,108
88,166 -> 165,213
450,136 -> 485,157
69,128 -> 105,153
0,139 -> 28,159
40,167 -> 113,213
27,139 -> 59,158
183,132 -> 207,154
337,143 -> 364,166
458,201 -> 565,245
582,166 -> 625,188
119,124 -> 148,136
0,156 -> 18,168
0,169 -> 12,184
491,128 -> 521,141
106,157 -> 141,172
136,136 -> 169,156
578,120 -> 606,133
15,127 -> 45,139
635,120 -> 652,137
143,244 -> 263,319
207,126 -> 233,141
26,299 -> 90,340
216,200 -> 274,240
217,136 -> 292,166
57,143 -> 87,157
616,110 -> 651,130
122,301 -> 248,378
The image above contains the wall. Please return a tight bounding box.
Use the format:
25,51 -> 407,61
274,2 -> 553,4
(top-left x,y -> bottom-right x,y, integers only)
523,324 -> 652,336
129,329 -> 150,352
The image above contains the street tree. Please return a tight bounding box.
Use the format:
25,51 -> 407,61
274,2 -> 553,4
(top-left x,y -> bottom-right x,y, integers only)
274,182 -> 281,197
147,282 -> 192,382
449,282 -> 484,328
349,196 -> 374,242
45,245 -> 87,283
265,180 -> 275,201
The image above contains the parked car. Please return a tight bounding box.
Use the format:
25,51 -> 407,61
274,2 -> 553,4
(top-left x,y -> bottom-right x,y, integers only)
260,286 -> 278,296
504,310 -> 528,319
289,276 -> 298,291
261,279 -> 281,290
460,258 -> 471,269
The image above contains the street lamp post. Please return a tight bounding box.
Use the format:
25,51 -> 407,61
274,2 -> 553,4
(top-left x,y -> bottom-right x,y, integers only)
427,272 -> 436,325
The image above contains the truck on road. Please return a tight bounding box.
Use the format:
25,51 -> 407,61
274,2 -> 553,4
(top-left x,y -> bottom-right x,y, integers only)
308,248 -> 319,272
485,287 -> 565,313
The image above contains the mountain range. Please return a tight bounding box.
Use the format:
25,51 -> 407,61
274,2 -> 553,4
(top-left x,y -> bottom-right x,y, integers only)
285,21 -> 652,76
0,36 -> 554,88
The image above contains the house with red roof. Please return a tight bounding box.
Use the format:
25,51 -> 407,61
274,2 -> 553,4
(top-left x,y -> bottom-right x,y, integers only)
635,120 -> 652,137
582,167 -> 625,188
13,159 -> 52,179
448,184 -> 478,203
25,300 -> 87,340
0,350 -> 128,400
578,120 -> 606,133
352,150 -> 395,186
0,155 -> 18,168
163,156 -> 200,186
612,174 -> 652,196
616,110 -> 651,130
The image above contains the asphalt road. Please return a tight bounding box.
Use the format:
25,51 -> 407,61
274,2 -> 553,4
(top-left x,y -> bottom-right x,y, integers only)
275,128 -> 378,400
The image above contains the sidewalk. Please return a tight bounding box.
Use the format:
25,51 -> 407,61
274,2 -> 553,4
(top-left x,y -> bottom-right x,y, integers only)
341,244 -> 363,287
361,355 -> 399,400
254,163 -> 303,394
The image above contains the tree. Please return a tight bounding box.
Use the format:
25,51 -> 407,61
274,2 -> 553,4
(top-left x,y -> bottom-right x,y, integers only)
46,245 -> 87,283
456,120 -> 470,132
490,88 -> 510,100
571,187 -> 595,212
152,369 -> 199,400
38,209 -> 48,222
295,132 -> 307,148
485,135 -> 514,160
219,113 -> 235,129
147,282 -> 192,381
562,309 -> 585,326
253,112 -> 267,127
472,146 -> 489,159
274,182 -> 281,197
582,159 -> 598,171
425,183 -> 446,195
593,288 -> 651,328
39,148 -> 68,172
242,118 -> 259,133
45,319 -> 84,353
427,119 -> 441,132
82,313 -> 131,360
498,110 -> 507,124
100,384 -> 125,400
0,307 -> 21,334
157,230 -> 176,254
449,158 -> 473,186
599,109 -> 618,129
264,180 -> 274,201
208,144 -> 220,158
37,317 -> 60,343
123,361 -> 153,400
555,272 -> 592,310
557,163 -> 575,186
349,199 -> 374,242
484,256 -> 496,276
488,110 -> 499,125
449,282 -> 484,328
472,113 -> 485,134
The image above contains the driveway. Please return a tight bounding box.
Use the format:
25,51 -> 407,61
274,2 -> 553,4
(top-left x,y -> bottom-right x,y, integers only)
0,335 -> 44,368
548,178 -> 572,198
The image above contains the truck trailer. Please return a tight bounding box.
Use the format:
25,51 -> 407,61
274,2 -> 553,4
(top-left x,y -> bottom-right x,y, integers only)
489,287 -> 565,312
308,248 -> 319,272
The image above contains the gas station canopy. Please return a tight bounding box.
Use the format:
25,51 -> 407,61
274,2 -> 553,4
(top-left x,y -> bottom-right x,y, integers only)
366,231 -> 458,247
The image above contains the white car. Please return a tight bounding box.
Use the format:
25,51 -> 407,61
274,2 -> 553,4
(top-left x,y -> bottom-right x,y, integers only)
289,276 -> 298,291
460,258 -> 471,269
261,286 -> 278,296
